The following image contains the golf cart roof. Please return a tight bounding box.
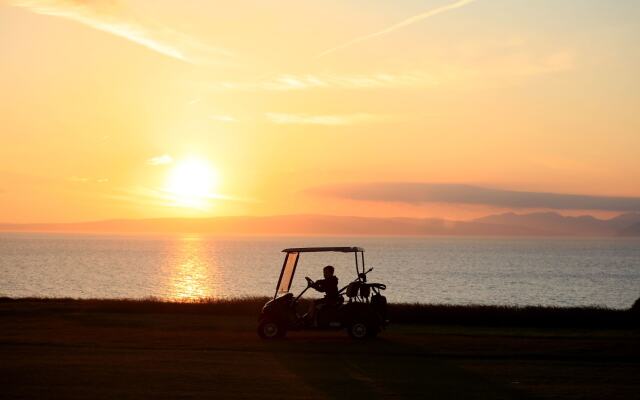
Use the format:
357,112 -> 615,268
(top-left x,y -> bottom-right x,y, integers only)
282,246 -> 364,253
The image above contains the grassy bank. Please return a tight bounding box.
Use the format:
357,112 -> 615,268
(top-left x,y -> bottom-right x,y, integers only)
1,297 -> 636,328
1,297 -> 639,399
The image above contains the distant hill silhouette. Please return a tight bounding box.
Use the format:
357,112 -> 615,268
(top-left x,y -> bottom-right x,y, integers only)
0,215 -> 539,236
475,212 -> 640,236
618,221 -> 640,237
2,212 -> 640,236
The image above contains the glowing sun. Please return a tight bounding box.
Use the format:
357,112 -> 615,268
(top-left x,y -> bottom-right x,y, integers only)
165,158 -> 219,208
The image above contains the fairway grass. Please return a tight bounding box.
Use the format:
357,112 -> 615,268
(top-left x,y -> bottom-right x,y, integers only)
1,298 -> 638,399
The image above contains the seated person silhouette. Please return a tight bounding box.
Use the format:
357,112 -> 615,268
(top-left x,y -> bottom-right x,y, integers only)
307,265 -> 339,325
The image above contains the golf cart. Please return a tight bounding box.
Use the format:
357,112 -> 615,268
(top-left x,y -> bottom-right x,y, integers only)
257,247 -> 388,340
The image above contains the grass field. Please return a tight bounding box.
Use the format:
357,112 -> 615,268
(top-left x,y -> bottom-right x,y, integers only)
1,298 -> 638,399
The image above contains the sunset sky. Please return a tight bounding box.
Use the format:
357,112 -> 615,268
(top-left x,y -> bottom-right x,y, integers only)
1,0 -> 639,223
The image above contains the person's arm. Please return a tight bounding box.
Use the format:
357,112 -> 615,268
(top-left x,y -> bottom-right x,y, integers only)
313,279 -> 326,292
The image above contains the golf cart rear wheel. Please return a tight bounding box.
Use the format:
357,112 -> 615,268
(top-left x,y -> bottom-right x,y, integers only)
258,320 -> 286,339
347,321 -> 376,340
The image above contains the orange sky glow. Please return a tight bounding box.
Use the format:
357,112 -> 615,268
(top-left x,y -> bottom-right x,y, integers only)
1,0 -> 639,223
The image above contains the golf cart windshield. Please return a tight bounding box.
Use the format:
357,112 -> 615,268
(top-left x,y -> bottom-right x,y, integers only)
275,252 -> 299,296
274,247 -> 365,298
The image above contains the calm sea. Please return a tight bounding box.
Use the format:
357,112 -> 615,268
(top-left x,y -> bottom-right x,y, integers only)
1,233 -> 638,309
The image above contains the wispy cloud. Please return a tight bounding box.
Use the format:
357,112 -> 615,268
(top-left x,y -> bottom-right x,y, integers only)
209,72 -> 443,92
67,176 -> 109,183
208,114 -> 237,123
107,186 -> 256,211
317,0 -> 477,58
504,51 -> 574,76
147,154 -> 173,165
9,0 -> 233,64
67,176 -> 90,183
207,50 -> 572,92
265,112 -> 391,126
311,182 -> 640,212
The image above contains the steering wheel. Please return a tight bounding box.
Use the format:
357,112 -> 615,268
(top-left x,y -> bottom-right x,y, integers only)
305,276 -> 315,287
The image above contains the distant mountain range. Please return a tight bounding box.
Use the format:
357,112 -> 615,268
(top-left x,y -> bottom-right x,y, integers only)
618,221 -> 640,237
1,212 -> 640,236
474,212 -> 640,236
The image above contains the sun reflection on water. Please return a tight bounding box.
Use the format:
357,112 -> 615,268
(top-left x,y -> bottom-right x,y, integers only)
169,236 -> 213,301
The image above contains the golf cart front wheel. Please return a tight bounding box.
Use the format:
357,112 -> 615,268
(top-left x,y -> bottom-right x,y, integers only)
258,320 -> 286,339
347,321 -> 376,340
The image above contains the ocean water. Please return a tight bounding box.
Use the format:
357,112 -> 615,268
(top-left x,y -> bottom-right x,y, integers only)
1,233 -> 638,309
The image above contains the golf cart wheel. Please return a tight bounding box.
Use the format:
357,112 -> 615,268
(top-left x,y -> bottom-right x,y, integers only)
258,320 -> 286,339
347,321 -> 374,340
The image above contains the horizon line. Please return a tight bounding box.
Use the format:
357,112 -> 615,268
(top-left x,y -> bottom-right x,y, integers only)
0,210 -> 636,226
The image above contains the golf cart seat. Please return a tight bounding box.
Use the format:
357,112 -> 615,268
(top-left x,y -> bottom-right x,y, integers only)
318,295 -> 344,308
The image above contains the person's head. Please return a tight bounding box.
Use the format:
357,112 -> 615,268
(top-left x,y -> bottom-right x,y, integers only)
323,265 -> 334,279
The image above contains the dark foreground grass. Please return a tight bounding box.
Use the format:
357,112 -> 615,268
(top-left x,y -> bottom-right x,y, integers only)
1,296 -> 637,328
0,296 -> 270,316
1,298 -> 639,399
389,302 -> 637,328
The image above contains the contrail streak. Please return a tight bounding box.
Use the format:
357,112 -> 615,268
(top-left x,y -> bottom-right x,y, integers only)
9,0 -> 233,64
317,0 -> 477,58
